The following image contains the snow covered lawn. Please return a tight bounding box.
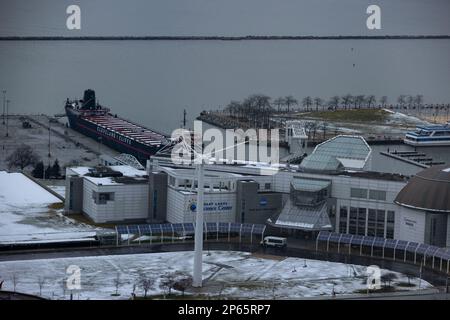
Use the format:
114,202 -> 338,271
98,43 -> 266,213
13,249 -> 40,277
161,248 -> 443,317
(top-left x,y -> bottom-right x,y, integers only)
0,251 -> 431,300
0,171 -> 96,244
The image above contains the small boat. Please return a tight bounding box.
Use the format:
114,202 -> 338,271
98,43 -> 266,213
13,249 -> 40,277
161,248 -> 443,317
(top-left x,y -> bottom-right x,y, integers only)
404,123 -> 450,146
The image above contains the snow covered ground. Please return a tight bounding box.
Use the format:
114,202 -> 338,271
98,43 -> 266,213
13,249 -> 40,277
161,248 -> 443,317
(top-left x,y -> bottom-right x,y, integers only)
0,172 -> 97,244
0,251 -> 432,300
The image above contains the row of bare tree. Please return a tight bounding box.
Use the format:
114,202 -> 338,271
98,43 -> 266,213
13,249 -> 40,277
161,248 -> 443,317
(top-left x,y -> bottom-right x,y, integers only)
223,94 -> 441,118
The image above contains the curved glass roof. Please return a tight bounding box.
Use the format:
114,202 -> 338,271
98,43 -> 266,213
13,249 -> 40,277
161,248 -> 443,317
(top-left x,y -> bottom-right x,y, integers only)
300,135 -> 371,171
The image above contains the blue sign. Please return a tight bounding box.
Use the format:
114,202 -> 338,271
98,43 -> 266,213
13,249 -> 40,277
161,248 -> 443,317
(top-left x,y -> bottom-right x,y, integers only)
259,197 -> 268,206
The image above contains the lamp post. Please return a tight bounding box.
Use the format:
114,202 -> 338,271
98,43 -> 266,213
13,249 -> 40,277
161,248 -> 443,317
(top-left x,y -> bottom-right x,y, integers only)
5,99 -> 10,137
192,158 -> 205,287
2,90 -> 5,125
48,119 -> 51,157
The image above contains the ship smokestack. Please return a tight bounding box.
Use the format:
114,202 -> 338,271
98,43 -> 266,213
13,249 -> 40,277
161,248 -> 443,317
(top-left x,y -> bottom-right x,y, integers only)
82,89 -> 96,110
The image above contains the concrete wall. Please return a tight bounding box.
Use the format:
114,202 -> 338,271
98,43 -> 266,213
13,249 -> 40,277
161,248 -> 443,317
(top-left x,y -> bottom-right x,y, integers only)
65,176 -> 83,214
166,187 -> 235,224
236,180 -> 282,224
395,207 -> 426,244
82,180 -> 149,223
148,172 -> 168,222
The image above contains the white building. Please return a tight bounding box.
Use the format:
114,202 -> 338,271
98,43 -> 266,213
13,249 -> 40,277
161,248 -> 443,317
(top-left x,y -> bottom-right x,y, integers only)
65,166 -> 149,223
64,135 -> 450,248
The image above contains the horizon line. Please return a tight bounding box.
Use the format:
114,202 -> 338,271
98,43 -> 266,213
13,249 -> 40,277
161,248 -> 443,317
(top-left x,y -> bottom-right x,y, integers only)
1,34 -> 450,41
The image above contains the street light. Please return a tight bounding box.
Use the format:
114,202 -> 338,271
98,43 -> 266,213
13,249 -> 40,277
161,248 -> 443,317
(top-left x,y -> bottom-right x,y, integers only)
48,119 -> 51,157
5,99 -> 10,137
2,90 -> 5,125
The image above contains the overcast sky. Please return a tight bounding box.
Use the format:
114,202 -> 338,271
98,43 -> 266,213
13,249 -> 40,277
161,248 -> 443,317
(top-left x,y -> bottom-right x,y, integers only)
1,0 -> 450,36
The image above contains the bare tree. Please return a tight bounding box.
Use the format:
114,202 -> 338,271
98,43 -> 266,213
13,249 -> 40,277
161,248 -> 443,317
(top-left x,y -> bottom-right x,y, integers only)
6,144 -> 40,171
302,96 -> 313,112
140,276 -> 154,298
366,95 -> 376,109
341,94 -> 353,110
406,95 -> 414,110
284,96 -> 298,113
355,95 -> 366,109
414,94 -> 424,113
113,272 -> 121,296
381,273 -> 398,288
397,95 -> 407,108
273,97 -> 286,112
380,96 -> 388,108
38,277 -> 45,297
328,96 -> 340,110
160,272 -> 177,297
313,97 -> 323,112
173,276 -> 193,296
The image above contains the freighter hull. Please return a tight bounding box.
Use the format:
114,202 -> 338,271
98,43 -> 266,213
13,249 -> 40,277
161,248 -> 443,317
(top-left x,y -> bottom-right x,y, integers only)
65,91 -> 168,164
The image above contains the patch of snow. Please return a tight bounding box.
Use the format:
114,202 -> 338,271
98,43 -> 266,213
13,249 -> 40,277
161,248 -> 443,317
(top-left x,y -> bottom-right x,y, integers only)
0,172 -> 60,205
0,171 -> 98,245
0,251 -> 432,300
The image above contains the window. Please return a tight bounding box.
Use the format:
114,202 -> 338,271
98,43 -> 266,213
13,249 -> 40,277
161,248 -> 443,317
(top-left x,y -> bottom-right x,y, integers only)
264,183 -> 271,190
339,206 -> 348,233
369,190 -> 387,201
386,210 -> 395,239
349,207 -> 358,234
92,191 -> 114,205
153,190 -> 158,219
357,208 -> 367,236
350,188 -> 368,199
376,210 -> 385,237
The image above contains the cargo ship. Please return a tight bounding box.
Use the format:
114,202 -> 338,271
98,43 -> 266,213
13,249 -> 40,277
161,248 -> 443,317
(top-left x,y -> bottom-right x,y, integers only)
65,89 -> 172,164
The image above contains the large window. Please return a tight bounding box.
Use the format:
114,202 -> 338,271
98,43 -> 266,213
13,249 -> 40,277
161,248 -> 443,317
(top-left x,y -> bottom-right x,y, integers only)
367,209 -> 377,236
357,208 -> 367,236
339,206 -> 348,233
376,210 -> 385,237
369,190 -> 387,201
386,210 -> 395,239
349,207 -> 358,234
350,188 -> 368,199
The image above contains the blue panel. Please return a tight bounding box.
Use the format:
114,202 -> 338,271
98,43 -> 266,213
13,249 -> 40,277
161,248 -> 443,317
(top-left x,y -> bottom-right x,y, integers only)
116,225 -> 129,235
161,224 -> 173,232
396,240 -> 409,250
218,222 -> 230,233
384,239 -> 398,249
172,224 -> 184,232
252,224 -> 265,234
373,238 -> 386,248
241,224 -> 253,234
351,235 -> 364,245
415,244 -> 429,254
427,246 -> 440,256
339,234 -> 353,244
183,223 -> 195,232
230,223 -> 242,232
405,242 -> 419,253
317,231 -> 331,241
139,225 -> 151,234
206,223 -> 218,232
329,233 -> 341,243
128,225 -> 139,234
362,237 -> 375,246
150,224 -> 162,234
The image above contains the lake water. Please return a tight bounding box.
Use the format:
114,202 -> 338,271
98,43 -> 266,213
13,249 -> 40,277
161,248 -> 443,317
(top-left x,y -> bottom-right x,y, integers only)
1,39 -> 450,135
